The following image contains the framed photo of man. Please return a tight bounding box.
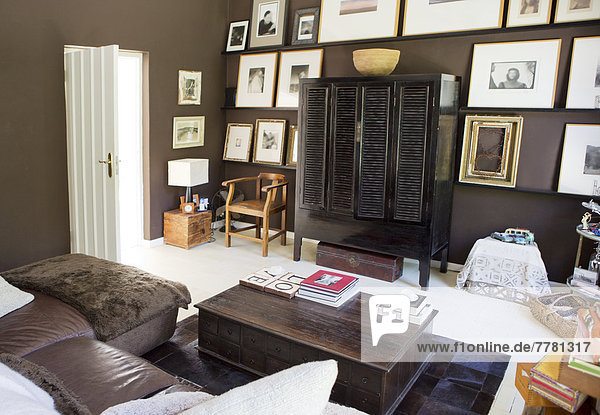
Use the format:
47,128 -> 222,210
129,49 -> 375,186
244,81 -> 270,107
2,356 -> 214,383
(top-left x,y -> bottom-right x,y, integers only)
506,0 -> 552,27
226,21 -> 249,52
236,52 -> 278,107
253,119 -> 286,165
249,0 -> 288,48
566,36 -> 600,109
555,0 -> 600,23
276,49 -> 323,108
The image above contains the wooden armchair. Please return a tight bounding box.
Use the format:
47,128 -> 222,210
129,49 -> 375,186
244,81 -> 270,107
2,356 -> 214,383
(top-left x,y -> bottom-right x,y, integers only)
221,173 -> 288,257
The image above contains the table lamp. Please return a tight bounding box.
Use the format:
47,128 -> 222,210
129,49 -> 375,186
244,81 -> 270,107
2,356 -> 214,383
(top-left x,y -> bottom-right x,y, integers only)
168,158 -> 209,214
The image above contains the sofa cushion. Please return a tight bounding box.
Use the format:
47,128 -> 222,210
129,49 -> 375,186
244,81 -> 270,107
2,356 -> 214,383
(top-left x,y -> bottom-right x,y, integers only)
0,289 -> 94,356
25,337 -> 178,414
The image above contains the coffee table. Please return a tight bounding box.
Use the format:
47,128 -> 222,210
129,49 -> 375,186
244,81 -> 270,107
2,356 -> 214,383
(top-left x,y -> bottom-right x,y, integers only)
195,285 -> 437,415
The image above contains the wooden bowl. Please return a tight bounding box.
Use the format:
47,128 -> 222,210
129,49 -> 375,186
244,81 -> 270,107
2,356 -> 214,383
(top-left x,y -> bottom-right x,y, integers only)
352,49 -> 400,76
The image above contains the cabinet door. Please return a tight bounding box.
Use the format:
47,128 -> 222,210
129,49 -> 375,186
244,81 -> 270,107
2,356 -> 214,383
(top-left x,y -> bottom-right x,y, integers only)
356,83 -> 394,220
299,84 -> 330,211
393,83 -> 431,223
328,85 -> 359,215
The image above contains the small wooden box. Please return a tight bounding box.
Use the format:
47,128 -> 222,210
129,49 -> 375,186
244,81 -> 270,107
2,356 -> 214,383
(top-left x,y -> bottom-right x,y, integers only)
515,362 -> 558,408
164,209 -> 211,249
316,242 -> 403,282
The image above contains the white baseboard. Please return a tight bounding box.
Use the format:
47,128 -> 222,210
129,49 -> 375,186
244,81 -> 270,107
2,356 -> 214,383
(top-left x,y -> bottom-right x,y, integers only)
140,237 -> 164,248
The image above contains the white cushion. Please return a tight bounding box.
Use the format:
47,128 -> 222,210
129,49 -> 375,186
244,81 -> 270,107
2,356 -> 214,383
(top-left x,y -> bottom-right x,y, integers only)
0,276 -> 34,318
182,360 -> 338,415
0,363 -> 59,415
101,391 -> 213,415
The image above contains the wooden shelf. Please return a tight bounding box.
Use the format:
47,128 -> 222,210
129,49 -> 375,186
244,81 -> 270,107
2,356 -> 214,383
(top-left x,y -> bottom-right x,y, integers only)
222,106 -> 298,111
460,107 -> 599,113
455,181 -> 592,200
224,160 -> 296,170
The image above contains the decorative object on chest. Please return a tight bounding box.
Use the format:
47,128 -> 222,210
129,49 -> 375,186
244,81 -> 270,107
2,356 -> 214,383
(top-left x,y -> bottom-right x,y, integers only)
164,209 -> 212,249
352,48 -> 400,76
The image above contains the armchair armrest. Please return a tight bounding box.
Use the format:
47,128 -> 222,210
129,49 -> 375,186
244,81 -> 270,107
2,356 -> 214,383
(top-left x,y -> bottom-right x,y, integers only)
261,181 -> 289,193
222,177 -> 258,187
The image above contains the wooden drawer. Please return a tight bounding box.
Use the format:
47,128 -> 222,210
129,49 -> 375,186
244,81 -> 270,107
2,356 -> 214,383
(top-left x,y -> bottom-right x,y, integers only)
330,381 -> 348,404
349,388 -> 381,415
219,319 -> 240,344
241,348 -> 266,373
267,336 -> 290,361
198,331 -> 218,353
198,310 -> 218,335
290,343 -> 319,365
351,364 -> 382,395
242,326 -> 266,352
218,339 -> 240,363
265,357 -> 289,374
319,352 -> 351,385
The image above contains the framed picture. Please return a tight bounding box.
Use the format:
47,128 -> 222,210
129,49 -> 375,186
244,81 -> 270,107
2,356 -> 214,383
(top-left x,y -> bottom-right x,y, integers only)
459,115 -> 524,188
558,124 -> 600,196
318,0 -> 401,43
276,49 -> 323,108
249,0 -> 288,49
287,125 -> 298,166
236,52 -> 278,108
226,21 -> 249,52
254,119 -> 286,165
178,70 -> 202,105
223,123 -> 253,162
467,39 -> 561,108
555,0 -> 600,23
566,36 -> 600,109
403,0 -> 503,36
292,8 -> 320,45
173,116 -> 205,149
506,0 -> 552,27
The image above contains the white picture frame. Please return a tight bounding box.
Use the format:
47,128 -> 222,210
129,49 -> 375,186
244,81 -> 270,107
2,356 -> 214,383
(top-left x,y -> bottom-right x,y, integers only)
566,36 -> 600,109
226,20 -> 249,52
178,70 -> 202,105
276,49 -> 323,108
318,0 -> 401,43
403,0 -> 504,36
558,124 -> 600,196
236,52 -> 278,108
249,0 -> 288,48
467,39 -> 561,108
223,123 -> 253,162
253,119 -> 286,165
173,116 -> 205,149
555,0 -> 600,23
506,0 -> 552,27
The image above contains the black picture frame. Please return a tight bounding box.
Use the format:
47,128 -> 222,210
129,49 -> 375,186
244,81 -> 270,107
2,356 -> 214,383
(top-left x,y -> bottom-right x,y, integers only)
292,7 -> 320,45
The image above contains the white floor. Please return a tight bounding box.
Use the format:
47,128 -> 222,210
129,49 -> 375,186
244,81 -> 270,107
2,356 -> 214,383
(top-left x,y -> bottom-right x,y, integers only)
121,228 -> 555,415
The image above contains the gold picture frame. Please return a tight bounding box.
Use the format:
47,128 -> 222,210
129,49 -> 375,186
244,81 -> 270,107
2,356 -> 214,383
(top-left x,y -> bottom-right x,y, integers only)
223,123 -> 254,162
459,115 -> 523,187
236,52 -> 279,108
253,119 -> 286,165
287,125 -> 298,166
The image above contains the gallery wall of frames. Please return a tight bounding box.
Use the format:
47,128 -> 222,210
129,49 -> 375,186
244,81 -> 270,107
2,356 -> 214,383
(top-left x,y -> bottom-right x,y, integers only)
221,0 -> 599,281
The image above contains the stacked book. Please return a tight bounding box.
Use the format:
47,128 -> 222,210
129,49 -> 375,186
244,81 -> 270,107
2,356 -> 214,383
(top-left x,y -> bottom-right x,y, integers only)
296,270 -> 359,307
568,304 -> 600,378
409,293 -> 433,325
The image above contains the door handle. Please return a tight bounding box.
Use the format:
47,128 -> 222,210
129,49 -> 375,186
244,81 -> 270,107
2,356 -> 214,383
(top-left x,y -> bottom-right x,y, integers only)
98,152 -> 113,178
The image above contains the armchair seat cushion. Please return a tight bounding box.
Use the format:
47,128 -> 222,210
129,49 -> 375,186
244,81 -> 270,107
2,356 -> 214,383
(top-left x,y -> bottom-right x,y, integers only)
227,199 -> 285,216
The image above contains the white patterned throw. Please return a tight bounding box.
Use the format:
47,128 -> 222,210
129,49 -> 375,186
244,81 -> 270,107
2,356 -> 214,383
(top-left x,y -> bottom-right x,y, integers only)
0,276 -> 34,318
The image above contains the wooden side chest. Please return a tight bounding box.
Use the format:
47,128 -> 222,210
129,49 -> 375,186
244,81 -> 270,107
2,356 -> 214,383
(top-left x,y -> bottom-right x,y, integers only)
164,209 -> 211,249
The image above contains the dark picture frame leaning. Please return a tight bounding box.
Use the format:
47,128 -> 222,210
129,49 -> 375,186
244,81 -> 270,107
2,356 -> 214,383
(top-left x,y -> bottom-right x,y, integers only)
292,7 -> 320,45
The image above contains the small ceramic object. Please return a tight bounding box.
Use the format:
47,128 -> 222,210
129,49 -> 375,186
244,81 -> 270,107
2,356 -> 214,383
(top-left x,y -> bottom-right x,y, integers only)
352,48 -> 400,76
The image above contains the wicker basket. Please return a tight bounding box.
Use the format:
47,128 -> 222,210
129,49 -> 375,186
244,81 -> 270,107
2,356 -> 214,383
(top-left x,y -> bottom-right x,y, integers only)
529,293 -> 591,338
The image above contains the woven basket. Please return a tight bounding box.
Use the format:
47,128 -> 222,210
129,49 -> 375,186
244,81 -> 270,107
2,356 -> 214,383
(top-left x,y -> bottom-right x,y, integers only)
529,293 -> 591,338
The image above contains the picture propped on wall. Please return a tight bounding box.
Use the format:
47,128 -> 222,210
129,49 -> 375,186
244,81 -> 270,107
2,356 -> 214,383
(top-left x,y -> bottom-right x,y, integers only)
555,0 -> 600,23
249,0 -> 288,48
287,125 -> 298,166
173,116 -> 205,149
468,39 -> 561,108
236,52 -> 278,107
292,7 -> 320,45
506,0 -> 552,27
566,36 -> 600,109
403,0 -> 503,36
276,49 -> 323,108
559,124 -> 600,196
254,119 -> 286,165
318,0 -> 401,43
223,123 -> 253,162
459,115 -> 523,188
178,70 -> 202,105
226,20 -> 249,52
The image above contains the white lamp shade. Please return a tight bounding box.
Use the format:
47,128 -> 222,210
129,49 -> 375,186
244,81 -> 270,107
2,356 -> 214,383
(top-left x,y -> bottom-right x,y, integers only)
168,158 -> 209,187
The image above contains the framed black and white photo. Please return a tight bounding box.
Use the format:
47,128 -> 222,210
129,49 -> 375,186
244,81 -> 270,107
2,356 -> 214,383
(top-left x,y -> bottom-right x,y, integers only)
276,49 -> 323,108
507,0 -> 552,27
173,116 -> 205,149
223,123 -> 253,162
558,124 -> 600,196
287,125 -> 298,166
468,39 -> 561,108
236,52 -> 278,107
226,21 -> 249,52
249,0 -> 288,48
318,0 -> 401,43
292,8 -> 320,45
459,115 -> 523,188
566,36 -> 600,109
555,0 -> 600,23
178,70 -> 202,105
253,119 -> 286,165
403,0 -> 503,36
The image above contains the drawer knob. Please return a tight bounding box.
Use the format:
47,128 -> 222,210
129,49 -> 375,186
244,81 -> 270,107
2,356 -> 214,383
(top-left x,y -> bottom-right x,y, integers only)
302,357 -> 309,363
361,398 -> 368,404
250,359 -> 255,365
226,350 -> 232,357
361,377 -> 368,384
275,346 -> 281,352
206,340 -> 211,346
343,380 -> 349,385
250,337 -> 256,343
227,328 -> 232,335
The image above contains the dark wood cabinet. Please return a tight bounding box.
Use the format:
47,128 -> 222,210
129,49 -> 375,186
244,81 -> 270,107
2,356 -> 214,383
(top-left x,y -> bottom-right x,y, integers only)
294,74 -> 460,288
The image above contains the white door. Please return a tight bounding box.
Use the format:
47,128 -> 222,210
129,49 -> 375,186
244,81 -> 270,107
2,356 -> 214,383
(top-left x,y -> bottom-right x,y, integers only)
64,45 -> 120,261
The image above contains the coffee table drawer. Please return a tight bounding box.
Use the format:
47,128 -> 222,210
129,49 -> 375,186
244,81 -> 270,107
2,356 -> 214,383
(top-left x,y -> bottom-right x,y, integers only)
267,336 -> 290,361
218,339 -> 240,363
330,381 -> 348,404
219,319 -> 240,344
351,364 -> 382,395
198,331 -> 219,353
265,356 -> 289,374
349,388 -> 381,414
319,352 -> 351,385
241,349 -> 266,373
242,327 -> 266,352
198,310 -> 218,335
290,343 -> 319,365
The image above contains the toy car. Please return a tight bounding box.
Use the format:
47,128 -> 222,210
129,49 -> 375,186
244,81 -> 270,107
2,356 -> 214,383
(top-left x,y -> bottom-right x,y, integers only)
491,228 -> 535,245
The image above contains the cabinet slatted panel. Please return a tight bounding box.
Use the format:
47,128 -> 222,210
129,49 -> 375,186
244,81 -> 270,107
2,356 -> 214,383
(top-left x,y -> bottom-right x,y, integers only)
330,87 -> 357,214
358,86 -> 391,219
302,87 -> 329,209
394,85 -> 429,223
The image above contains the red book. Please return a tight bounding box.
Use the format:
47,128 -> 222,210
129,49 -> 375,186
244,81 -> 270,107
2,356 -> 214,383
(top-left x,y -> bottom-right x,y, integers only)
300,270 -> 358,294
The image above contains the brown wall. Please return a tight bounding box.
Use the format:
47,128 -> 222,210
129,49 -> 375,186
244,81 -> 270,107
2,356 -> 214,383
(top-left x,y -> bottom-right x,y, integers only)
0,0 -> 227,270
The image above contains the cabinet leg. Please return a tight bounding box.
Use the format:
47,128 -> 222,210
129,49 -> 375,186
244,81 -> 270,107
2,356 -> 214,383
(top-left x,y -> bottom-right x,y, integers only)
419,259 -> 431,289
440,247 -> 448,274
293,237 -> 302,261
281,209 -> 287,246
